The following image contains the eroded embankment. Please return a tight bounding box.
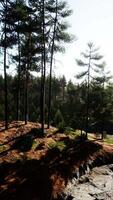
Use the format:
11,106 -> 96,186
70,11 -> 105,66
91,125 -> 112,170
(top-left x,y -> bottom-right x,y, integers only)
58,143 -> 113,200
60,164 -> 113,200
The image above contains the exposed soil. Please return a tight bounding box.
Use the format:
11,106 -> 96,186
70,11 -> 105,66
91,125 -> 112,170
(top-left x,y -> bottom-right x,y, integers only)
0,121 -> 113,200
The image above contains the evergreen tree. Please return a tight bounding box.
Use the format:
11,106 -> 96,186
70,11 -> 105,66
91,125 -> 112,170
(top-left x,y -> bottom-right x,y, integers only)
47,0 -> 73,128
0,0 -> 14,129
76,42 -> 105,137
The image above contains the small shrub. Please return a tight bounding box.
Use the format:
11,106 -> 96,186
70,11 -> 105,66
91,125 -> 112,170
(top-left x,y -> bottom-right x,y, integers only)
64,127 -> 79,136
56,141 -> 66,151
65,127 -> 74,133
54,109 -> 64,126
103,131 -> 107,139
48,142 -> 56,149
58,122 -> 65,133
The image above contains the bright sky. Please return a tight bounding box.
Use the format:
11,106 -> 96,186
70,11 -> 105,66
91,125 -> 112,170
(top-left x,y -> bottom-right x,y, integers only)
55,0 -> 113,82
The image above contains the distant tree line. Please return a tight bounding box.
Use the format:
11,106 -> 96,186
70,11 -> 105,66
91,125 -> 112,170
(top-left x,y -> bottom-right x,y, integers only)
0,74 -> 113,136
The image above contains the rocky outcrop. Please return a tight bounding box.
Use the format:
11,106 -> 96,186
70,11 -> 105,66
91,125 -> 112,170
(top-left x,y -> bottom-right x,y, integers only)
61,164 -> 113,200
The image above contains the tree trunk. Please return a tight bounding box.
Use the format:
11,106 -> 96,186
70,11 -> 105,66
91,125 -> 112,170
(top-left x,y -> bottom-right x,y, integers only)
16,31 -> 21,122
25,67 -> 29,125
25,33 -> 31,125
47,0 -> 58,129
86,52 -> 91,138
40,0 -> 46,135
4,0 -> 8,130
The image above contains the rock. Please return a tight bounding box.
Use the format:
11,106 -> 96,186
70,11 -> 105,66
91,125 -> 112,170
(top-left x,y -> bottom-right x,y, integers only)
61,164 -> 113,200
79,175 -> 90,184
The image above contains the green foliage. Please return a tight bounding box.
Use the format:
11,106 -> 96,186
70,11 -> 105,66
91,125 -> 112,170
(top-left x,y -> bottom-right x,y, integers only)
32,140 -> 39,150
48,141 -> 66,152
0,144 -> 7,153
64,128 -> 81,138
0,72 -> 113,135
104,137 -> 113,144
76,42 -> 105,82
48,141 -> 56,149
65,126 -> 74,133
54,109 -> 64,127
58,121 -> 65,133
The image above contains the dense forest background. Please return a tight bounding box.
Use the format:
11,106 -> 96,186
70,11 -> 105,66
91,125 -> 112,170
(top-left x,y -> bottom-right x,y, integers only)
0,73 -> 113,135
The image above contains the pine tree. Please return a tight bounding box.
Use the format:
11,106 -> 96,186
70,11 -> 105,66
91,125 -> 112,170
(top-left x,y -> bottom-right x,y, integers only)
3,0 -> 8,129
47,0 -> 73,128
0,0 -> 16,129
76,42 -> 105,138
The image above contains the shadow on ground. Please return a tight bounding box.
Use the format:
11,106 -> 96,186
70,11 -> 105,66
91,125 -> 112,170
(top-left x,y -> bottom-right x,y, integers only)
0,128 -> 44,156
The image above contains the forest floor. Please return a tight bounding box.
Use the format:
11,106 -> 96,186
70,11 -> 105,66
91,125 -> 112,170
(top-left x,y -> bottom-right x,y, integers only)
0,121 -> 113,200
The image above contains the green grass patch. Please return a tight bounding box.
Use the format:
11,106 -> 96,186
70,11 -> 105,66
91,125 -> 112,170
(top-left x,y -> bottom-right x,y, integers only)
32,140 -> 39,150
64,128 -> 81,137
0,144 -> 7,153
48,141 -> 66,152
104,137 -> 113,145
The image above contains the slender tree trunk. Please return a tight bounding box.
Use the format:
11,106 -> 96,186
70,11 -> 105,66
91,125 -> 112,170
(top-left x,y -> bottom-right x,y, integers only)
47,0 -> 58,129
40,54 -> 44,130
4,0 -> 8,130
86,53 -> 91,138
25,33 -> 31,125
25,67 -> 29,124
101,82 -> 105,140
16,31 -> 21,121
40,0 -> 46,135
62,84 -> 65,102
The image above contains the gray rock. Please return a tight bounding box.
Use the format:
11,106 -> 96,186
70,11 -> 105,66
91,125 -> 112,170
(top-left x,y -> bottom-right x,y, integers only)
62,164 -> 113,200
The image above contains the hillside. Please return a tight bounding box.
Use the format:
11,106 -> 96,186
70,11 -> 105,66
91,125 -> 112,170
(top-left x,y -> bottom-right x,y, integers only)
0,122 -> 113,200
